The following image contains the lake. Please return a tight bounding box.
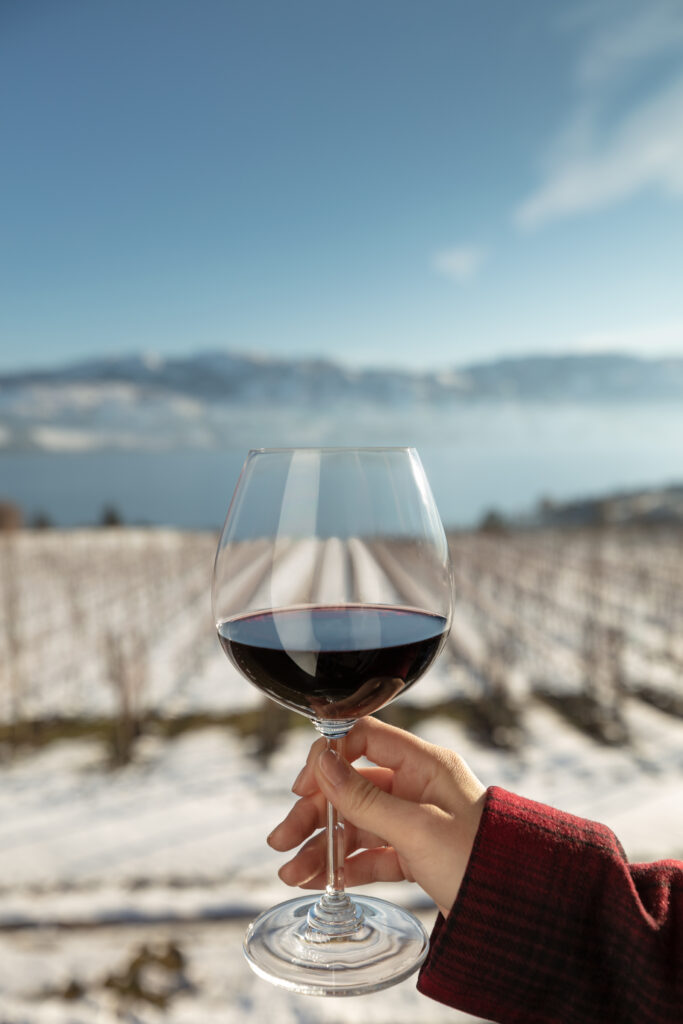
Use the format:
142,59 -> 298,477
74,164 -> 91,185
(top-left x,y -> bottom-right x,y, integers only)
1,401 -> 682,528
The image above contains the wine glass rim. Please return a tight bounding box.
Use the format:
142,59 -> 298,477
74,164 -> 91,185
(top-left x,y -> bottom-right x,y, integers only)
246,446 -> 418,454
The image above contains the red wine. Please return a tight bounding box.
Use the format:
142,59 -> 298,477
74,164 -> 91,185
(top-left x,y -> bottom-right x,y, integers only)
217,604 -> 448,722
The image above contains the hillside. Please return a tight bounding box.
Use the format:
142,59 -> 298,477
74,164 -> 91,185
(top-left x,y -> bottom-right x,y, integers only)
1,351 -> 682,452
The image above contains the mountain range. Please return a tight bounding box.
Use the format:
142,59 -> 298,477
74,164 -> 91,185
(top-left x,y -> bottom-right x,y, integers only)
1,351 -> 682,452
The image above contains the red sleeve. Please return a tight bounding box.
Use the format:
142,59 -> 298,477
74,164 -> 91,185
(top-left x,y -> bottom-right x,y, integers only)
417,786 -> 683,1024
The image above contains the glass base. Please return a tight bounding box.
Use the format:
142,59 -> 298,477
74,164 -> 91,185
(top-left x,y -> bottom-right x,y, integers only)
243,892 -> 429,997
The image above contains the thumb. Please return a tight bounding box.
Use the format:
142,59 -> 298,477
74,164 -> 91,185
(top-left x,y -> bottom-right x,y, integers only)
314,747 -> 412,848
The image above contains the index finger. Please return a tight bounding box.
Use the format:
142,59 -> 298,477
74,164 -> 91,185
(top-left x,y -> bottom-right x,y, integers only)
294,718 -> 450,806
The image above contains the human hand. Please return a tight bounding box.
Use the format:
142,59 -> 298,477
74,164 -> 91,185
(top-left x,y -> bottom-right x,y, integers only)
267,717 -> 487,918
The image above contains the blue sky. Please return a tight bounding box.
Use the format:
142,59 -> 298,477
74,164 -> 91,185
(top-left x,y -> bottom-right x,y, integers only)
2,0 -> 683,372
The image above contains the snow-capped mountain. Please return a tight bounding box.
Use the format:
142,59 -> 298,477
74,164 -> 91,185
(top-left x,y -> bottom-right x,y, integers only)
462,354 -> 683,400
1,351 -> 472,404
1,351 -> 682,452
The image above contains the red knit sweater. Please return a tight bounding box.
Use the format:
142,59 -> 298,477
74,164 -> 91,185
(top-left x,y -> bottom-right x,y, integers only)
417,786 -> 683,1023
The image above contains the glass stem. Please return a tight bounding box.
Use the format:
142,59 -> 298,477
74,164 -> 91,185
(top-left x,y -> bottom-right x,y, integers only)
305,728 -> 364,940
326,736 -> 345,894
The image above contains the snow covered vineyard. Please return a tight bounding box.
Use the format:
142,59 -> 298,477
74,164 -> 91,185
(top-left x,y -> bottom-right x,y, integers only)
2,525 -> 683,748
1,526 -> 683,1024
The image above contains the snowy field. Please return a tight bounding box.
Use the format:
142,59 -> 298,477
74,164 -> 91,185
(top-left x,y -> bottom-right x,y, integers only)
1,527 -> 683,1023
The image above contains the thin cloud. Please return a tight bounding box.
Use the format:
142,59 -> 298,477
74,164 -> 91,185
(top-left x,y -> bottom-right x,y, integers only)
576,0 -> 683,88
515,1 -> 683,228
433,246 -> 487,283
573,320 -> 683,356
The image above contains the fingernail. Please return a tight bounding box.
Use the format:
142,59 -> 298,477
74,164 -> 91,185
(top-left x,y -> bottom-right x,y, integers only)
266,821 -> 284,846
291,766 -> 308,794
278,859 -> 301,885
318,748 -> 350,787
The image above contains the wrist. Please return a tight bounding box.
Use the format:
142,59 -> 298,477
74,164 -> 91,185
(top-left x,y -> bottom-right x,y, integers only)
413,791 -> 487,916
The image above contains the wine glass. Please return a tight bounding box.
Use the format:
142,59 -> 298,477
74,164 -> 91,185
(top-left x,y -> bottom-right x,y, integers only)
212,448 -> 453,996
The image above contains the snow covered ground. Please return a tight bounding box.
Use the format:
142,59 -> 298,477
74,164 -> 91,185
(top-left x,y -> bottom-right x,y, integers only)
1,694 -> 682,1022
3,703 -> 683,1024
0,725 -> 473,1023
1,527 -> 683,1022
